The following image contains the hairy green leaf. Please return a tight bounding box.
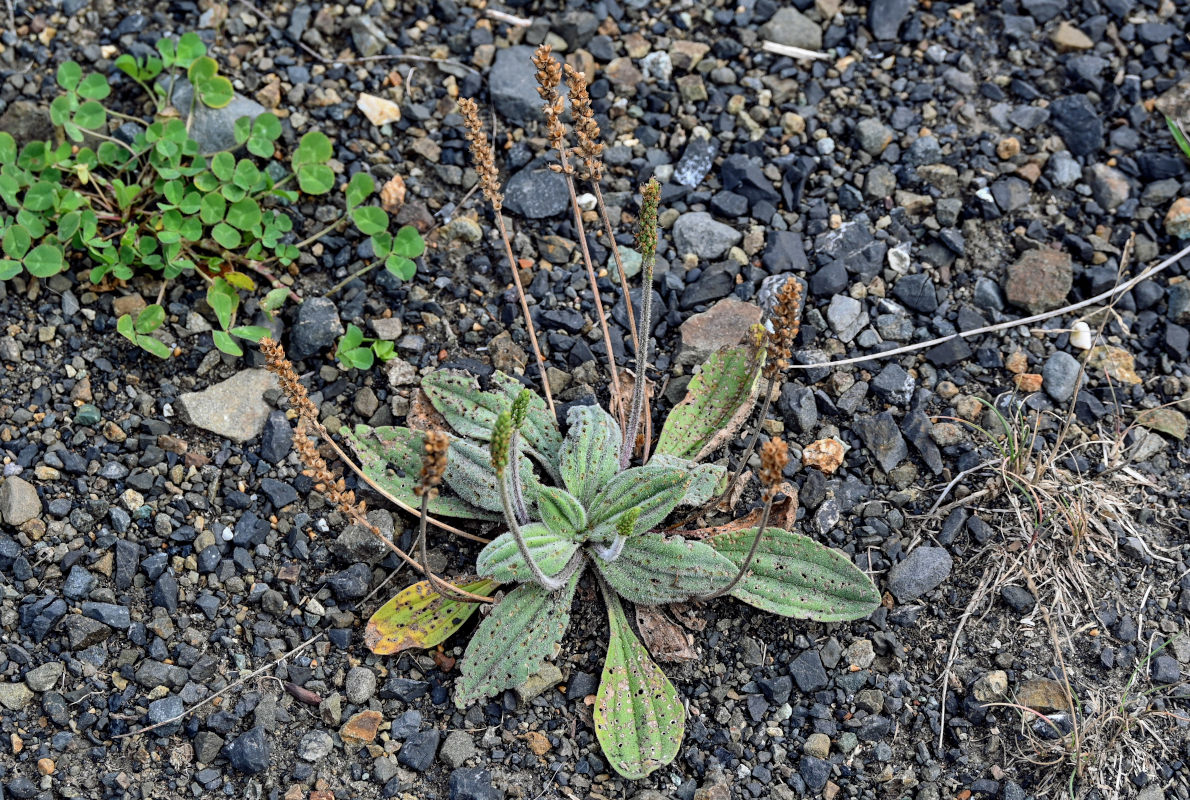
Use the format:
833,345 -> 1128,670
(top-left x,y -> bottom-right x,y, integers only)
647,454 -> 726,507
443,435 -> 539,515
595,586 -> 684,779
656,345 -> 762,462
708,527 -> 881,621
343,425 -> 499,520
536,486 -> 587,539
586,465 -> 689,543
455,572 -> 580,709
594,532 -> 735,606
476,523 -> 579,584
365,577 -> 499,655
422,371 -> 562,469
559,404 -> 621,507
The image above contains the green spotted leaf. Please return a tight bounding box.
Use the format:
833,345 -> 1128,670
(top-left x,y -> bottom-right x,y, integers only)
455,571 -> 580,709
422,370 -> 562,469
443,435 -> 539,515
708,527 -> 881,622
594,532 -> 735,606
559,404 -> 621,507
536,486 -> 586,539
586,465 -> 689,543
656,345 -> 762,462
476,523 -> 579,584
594,585 -> 684,779
365,577 -> 498,655
647,454 -> 726,507
343,425 -> 498,521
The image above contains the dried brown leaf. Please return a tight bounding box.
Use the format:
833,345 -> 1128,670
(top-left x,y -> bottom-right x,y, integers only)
635,606 -> 698,662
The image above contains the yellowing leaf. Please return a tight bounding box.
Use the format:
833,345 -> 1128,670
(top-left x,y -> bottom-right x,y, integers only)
364,577 -> 499,655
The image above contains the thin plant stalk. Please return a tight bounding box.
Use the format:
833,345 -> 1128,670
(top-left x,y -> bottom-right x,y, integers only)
700,494 -> 773,601
498,471 -> 564,591
558,163 -> 623,426
494,213 -> 556,418
595,186 -> 640,353
621,178 -> 660,467
509,430 -> 529,524
417,491 -> 473,602
719,384 -> 773,505
703,438 -> 787,600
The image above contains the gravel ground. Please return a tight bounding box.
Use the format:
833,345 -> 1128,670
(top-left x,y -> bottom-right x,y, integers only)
3,1 -> 1190,799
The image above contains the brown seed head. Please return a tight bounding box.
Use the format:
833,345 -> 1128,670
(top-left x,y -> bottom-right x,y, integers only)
458,97 -> 503,211
532,45 -> 570,167
260,337 -> 319,422
416,430 -> 449,498
759,438 -> 789,496
563,63 -> 603,182
763,277 -> 803,380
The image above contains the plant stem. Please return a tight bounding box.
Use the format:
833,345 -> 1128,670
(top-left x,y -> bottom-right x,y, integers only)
498,467 -> 563,591
700,493 -> 773,601
554,156 -> 623,429
324,258 -> 380,298
293,214 -> 346,250
719,383 -> 773,506
590,534 -> 625,563
417,490 -> 474,601
493,213 -> 556,418
620,249 -> 654,468
594,184 -> 639,353
509,430 -> 528,524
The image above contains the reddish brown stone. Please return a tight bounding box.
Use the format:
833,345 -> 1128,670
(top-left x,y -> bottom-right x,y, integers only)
1004,249 -> 1073,314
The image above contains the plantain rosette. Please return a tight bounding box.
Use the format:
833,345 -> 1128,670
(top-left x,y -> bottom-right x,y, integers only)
357,346 -> 881,779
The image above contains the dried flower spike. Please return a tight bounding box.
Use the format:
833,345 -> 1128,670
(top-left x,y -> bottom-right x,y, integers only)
416,430 -> 449,498
763,277 -> 803,380
458,97 -> 503,211
759,438 -> 789,496
532,45 -> 570,169
564,63 -> 603,182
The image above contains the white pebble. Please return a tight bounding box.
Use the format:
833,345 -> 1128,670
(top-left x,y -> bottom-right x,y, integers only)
576,192 -> 597,212
1070,320 -> 1092,350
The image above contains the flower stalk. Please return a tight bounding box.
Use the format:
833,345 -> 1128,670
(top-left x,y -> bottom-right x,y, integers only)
492,410 -> 565,591
621,178 -> 660,467
702,438 -> 789,601
458,97 -> 556,419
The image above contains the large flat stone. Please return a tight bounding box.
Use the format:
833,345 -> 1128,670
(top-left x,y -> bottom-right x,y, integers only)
177,370 -> 278,443
675,297 -> 763,368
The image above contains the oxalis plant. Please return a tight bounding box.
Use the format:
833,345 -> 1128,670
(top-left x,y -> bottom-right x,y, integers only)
0,31 -> 422,359
266,46 -> 880,780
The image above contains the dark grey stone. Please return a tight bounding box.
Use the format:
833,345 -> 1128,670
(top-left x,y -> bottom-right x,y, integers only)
288,297 -> 344,362
887,547 -> 953,602
789,650 -> 828,692
226,726 -> 271,774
